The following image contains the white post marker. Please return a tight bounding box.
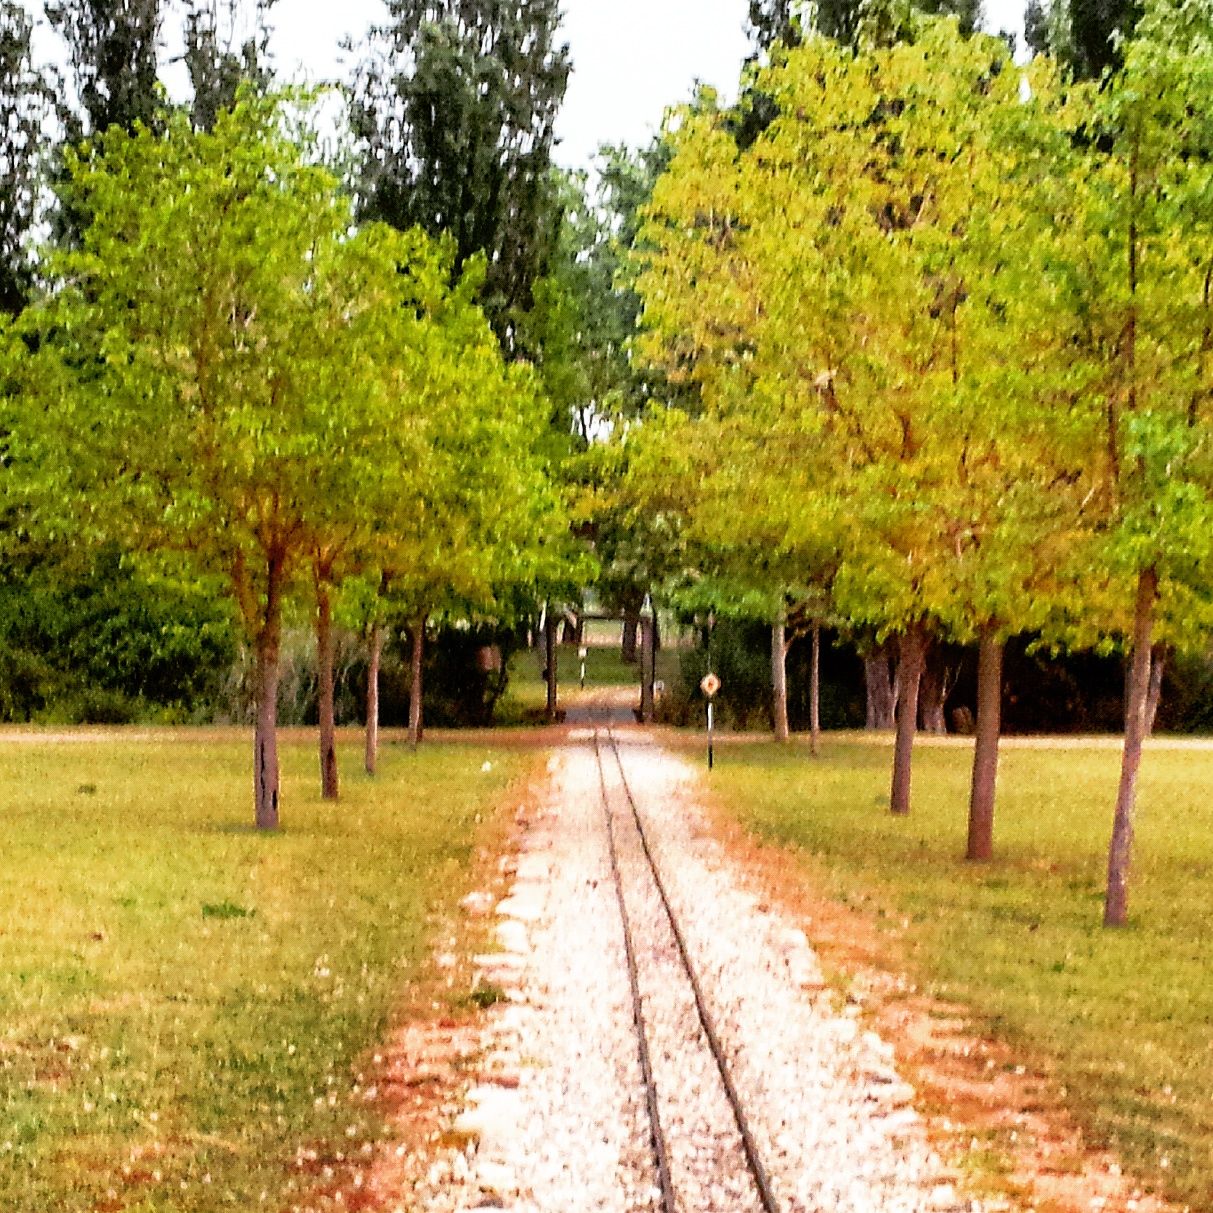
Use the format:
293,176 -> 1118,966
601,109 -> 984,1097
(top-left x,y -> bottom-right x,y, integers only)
578,645 -> 588,689
700,672 -> 721,769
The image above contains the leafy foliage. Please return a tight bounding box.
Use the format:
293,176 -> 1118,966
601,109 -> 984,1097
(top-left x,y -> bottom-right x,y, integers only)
348,0 -> 570,349
0,546 -> 236,722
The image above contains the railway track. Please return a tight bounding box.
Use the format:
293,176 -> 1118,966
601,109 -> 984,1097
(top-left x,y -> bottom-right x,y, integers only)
592,726 -> 782,1213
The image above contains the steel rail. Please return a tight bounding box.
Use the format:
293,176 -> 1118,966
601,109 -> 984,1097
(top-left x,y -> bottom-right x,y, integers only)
600,726 -> 782,1213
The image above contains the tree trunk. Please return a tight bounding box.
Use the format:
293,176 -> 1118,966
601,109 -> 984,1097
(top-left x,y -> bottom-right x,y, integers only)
864,650 -> 896,730
408,618 -> 425,749
772,614 -> 789,742
810,621 -> 821,758
890,625 -> 926,816
919,645 -> 948,735
966,625 -> 1003,862
561,611 -> 581,645
364,619 -> 382,776
621,606 -> 640,664
315,579 -> 339,801
544,608 -> 558,721
1104,567 -> 1157,928
252,556 -> 284,831
639,613 -> 655,723
1145,642 -> 1167,737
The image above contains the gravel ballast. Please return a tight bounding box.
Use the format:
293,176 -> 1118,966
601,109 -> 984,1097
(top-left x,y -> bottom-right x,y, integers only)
424,730 -> 997,1213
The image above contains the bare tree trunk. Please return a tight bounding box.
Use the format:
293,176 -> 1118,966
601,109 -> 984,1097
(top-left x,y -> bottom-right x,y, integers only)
1145,642 -> 1167,737
316,579 -> 339,800
640,613 -> 655,723
966,625 -> 1003,862
408,618 -> 425,749
810,621 -> 821,757
253,556 -> 284,831
919,644 -> 948,735
772,614 -> 789,742
560,611 -> 580,645
543,608 -> 558,721
364,619 -> 382,776
890,625 -> 926,816
621,605 -> 640,664
1104,567 -> 1157,928
864,650 -> 896,730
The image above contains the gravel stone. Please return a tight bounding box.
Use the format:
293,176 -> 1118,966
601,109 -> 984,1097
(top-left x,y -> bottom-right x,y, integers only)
414,731 -> 999,1213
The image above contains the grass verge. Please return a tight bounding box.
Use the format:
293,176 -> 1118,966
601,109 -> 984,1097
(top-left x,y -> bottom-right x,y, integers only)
0,730 -> 530,1212
707,736 -> 1213,1209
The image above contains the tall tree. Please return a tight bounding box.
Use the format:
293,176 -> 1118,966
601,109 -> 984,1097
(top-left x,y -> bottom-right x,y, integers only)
46,0 -> 162,136
0,1 -> 54,316
1052,0 -> 1213,924
636,21 -> 1089,823
23,94 -> 466,830
348,0 -> 570,349
182,0 -> 277,132
1023,0 -> 1142,77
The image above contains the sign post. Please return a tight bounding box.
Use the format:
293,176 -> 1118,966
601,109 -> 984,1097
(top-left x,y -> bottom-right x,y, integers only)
700,672 -> 721,770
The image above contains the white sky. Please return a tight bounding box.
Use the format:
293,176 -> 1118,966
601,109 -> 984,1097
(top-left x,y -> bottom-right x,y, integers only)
26,0 -> 1028,171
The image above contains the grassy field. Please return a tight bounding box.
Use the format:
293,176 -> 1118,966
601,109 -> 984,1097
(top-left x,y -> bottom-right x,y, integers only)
707,735 -> 1213,1208
0,730 -> 530,1213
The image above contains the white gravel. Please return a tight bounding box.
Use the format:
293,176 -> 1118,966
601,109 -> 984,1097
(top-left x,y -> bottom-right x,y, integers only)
422,730 -> 997,1213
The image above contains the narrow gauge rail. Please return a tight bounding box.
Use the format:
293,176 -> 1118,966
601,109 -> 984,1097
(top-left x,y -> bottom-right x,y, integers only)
591,727 -> 781,1213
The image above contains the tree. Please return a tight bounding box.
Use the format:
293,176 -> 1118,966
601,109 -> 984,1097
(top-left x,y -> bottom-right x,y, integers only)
747,0 -> 805,51
182,0 -> 277,131
348,0 -> 570,349
46,0 -> 163,136
636,20 -> 1096,827
0,2 -> 55,316
1049,0 -> 1213,924
24,92 -> 461,829
1024,0 -> 1142,78
350,254 -> 568,769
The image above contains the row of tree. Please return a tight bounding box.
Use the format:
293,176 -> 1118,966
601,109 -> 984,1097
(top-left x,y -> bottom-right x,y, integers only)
622,0 -> 1213,927
0,1 -> 588,825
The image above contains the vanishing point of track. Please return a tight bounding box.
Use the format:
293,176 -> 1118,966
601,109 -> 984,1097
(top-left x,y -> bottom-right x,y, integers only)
591,726 -> 781,1213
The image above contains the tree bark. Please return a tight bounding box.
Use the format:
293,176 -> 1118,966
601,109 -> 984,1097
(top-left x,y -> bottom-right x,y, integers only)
364,618 -> 382,776
1104,567 -> 1158,928
252,554 -> 284,831
640,613 -> 656,723
772,614 -> 789,742
919,645 -> 948,735
621,605 -> 640,664
890,625 -> 927,816
966,625 -> 1003,862
810,620 -> 822,757
408,618 -> 425,749
560,611 -> 582,645
544,608 -> 558,721
315,578 -> 339,800
864,650 -> 896,730
1145,642 -> 1167,737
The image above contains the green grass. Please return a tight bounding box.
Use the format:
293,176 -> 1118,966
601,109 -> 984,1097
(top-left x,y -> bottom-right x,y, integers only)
710,737 -> 1213,1208
0,731 -> 528,1212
